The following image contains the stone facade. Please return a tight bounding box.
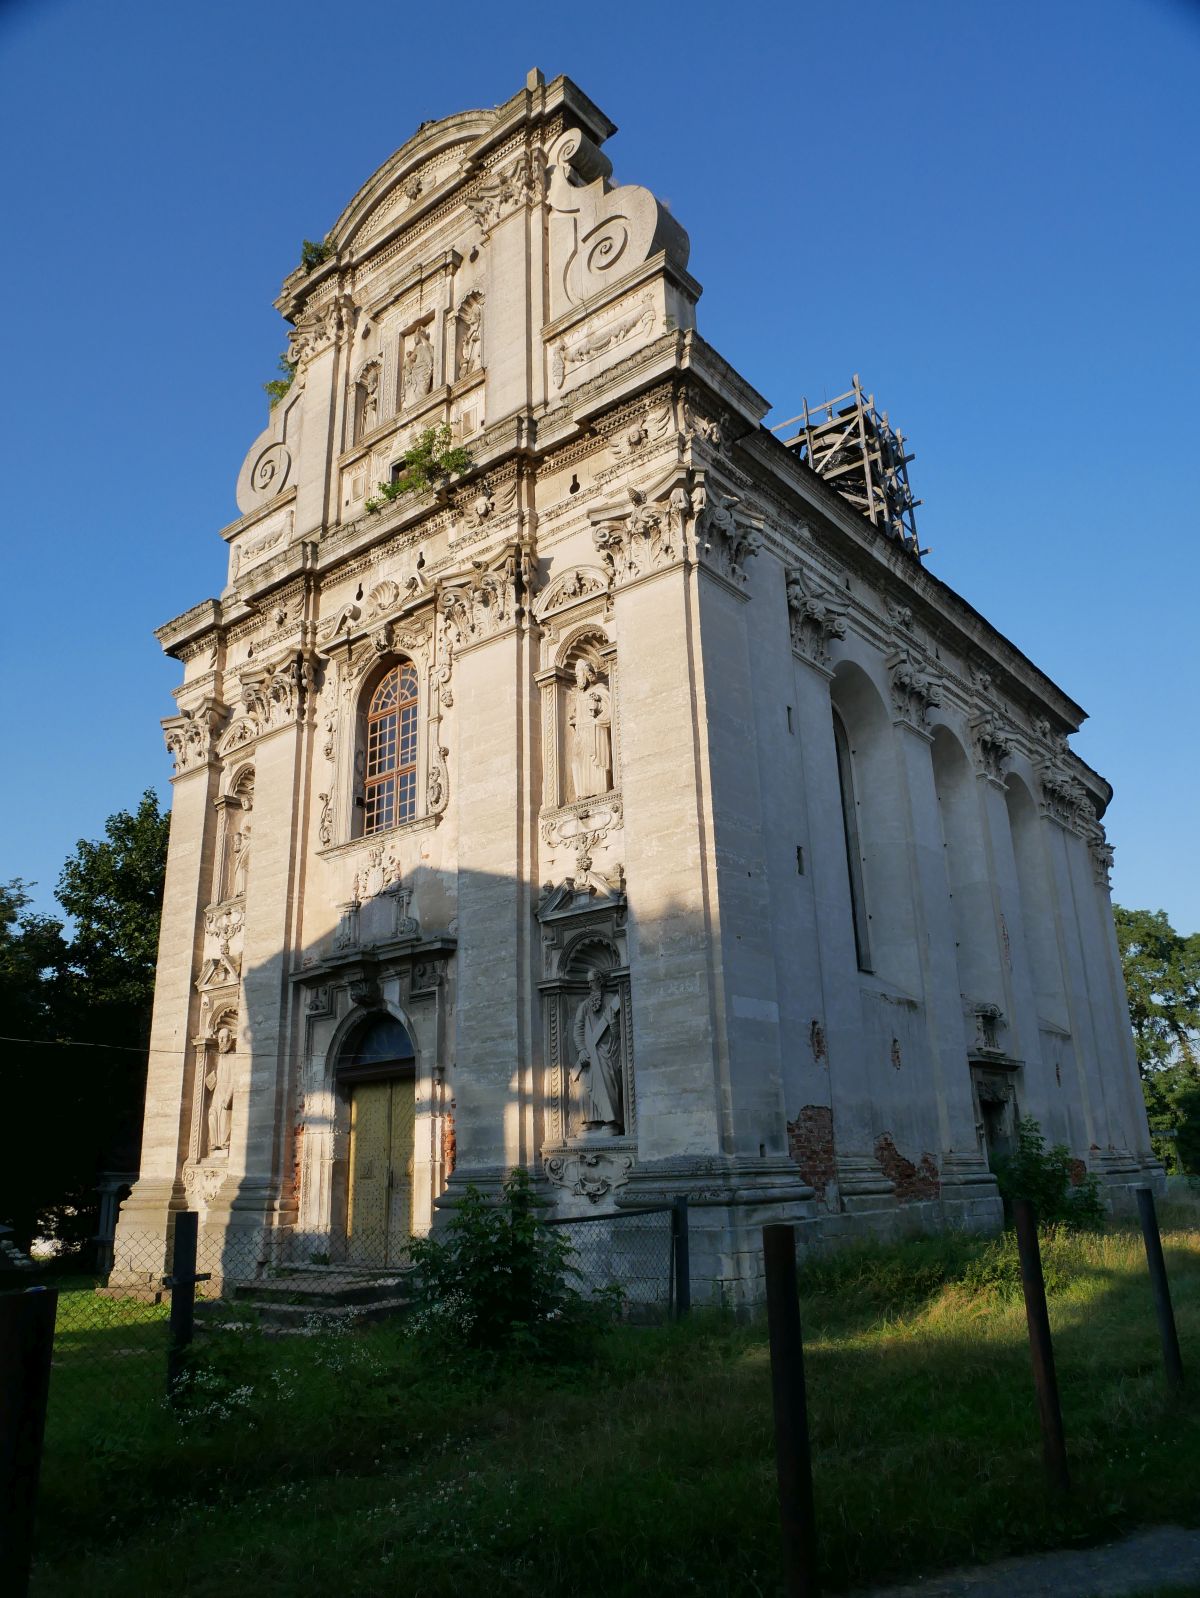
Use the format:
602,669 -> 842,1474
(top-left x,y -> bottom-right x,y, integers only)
114,70 -> 1160,1306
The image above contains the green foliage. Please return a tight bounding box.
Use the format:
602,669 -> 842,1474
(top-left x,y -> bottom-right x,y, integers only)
990,1114 -> 1105,1230
35,1219 -> 1200,1597
1115,905 -> 1200,1074
264,352 -> 297,407
364,424 -> 472,512
2,792 -> 170,1250
300,235 -> 334,271
406,1168 -> 596,1353
1115,905 -> 1200,1173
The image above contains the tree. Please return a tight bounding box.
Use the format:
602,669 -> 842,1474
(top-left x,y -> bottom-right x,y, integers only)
1,792 -> 170,1252
1115,905 -> 1200,1174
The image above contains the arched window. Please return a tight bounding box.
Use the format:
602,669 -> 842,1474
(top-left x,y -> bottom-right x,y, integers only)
833,709 -> 871,973
363,662 -> 419,834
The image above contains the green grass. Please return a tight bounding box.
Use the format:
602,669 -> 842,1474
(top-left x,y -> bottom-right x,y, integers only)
30,1209 -> 1200,1597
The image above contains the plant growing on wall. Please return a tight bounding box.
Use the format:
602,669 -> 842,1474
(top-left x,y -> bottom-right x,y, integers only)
264,354 -> 298,408
364,424 -> 472,512
300,235 -> 334,272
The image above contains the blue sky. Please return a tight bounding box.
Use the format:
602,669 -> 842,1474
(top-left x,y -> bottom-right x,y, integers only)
1,0 -> 1197,930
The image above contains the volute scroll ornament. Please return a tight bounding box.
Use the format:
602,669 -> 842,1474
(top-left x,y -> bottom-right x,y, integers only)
785,568 -> 847,666
888,648 -> 943,729
163,699 -> 226,775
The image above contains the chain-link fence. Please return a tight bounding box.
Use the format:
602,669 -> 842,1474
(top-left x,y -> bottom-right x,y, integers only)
36,1195 -> 687,1418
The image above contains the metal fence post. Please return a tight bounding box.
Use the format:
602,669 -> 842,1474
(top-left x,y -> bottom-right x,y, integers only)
0,1285 -> 58,1598
1136,1185 -> 1184,1390
166,1210 -> 199,1402
762,1224 -> 820,1598
1012,1198 -> 1069,1493
672,1196 -> 691,1318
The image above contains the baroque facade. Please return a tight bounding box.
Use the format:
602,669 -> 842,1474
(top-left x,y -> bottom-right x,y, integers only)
115,71 -> 1158,1302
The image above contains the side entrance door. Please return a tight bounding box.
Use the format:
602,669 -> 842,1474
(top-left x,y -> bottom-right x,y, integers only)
347,1075 -> 416,1266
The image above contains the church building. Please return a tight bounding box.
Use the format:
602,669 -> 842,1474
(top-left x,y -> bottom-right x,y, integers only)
113,71 -> 1158,1303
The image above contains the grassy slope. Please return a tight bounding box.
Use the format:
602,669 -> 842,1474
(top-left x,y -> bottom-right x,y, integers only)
32,1210 -> 1200,1598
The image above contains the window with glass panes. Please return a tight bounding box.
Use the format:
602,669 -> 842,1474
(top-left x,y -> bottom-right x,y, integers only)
364,663 -> 419,833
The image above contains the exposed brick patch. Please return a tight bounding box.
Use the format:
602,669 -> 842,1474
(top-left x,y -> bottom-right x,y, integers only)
1068,1158 -> 1088,1187
874,1133 -> 940,1202
442,1108 -> 457,1180
810,1020 -> 827,1063
291,1123 -> 304,1206
788,1105 -> 835,1203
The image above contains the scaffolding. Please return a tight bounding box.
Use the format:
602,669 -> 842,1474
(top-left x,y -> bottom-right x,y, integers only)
772,375 -> 923,557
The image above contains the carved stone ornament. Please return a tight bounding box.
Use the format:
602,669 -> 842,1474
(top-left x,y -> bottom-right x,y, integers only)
552,293 -> 655,390
456,290 -> 483,377
532,565 -> 611,623
888,648 -> 943,729
607,400 -> 674,464
464,148 -> 544,236
163,699 -> 226,775
355,359 -> 382,439
541,794 -> 624,850
318,792 -> 334,847
460,477 -> 517,531
287,294 -> 354,370
970,710 -> 1013,783
1037,751 -> 1093,832
543,1146 -> 633,1203
690,479 -> 762,587
545,124 -> 688,312
1089,834 -> 1116,888
217,651 -> 314,757
589,481 -> 681,587
437,543 -> 530,649
183,1164 -> 230,1206
351,843 -> 402,902
785,568 -> 846,666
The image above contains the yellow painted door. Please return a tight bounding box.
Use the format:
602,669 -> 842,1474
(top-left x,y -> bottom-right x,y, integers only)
387,1076 -> 416,1265
347,1080 -> 390,1263
348,1077 -> 417,1266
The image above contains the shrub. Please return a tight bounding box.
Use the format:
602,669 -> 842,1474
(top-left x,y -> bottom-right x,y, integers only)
406,1168 -> 598,1354
991,1115 -> 1105,1230
264,353 -> 297,407
364,424 -> 472,511
300,235 -> 333,272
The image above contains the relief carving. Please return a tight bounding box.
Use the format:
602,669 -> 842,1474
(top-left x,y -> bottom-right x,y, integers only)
400,324 -> 434,408
552,294 -> 655,389
888,648 -> 943,729
785,568 -> 846,666
204,1023 -> 237,1158
456,290 -> 483,377
163,699 -> 226,775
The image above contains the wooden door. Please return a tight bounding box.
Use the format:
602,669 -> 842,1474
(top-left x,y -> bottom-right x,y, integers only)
347,1076 -> 416,1265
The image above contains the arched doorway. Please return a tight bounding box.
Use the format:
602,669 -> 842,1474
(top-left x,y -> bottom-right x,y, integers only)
338,1014 -> 417,1265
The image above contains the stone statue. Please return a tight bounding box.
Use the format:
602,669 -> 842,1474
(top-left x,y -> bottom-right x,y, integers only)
358,364 -> 379,437
458,294 -> 483,376
230,821 -> 251,899
568,661 -> 613,800
402,326 -> 434,407
205,1025 -> 236,1156
571,971 -> 623,1134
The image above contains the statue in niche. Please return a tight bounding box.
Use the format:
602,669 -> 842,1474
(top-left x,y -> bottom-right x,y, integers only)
457,293 -> 483,377
568,660 -> 613,800
402,326 -> 434,407
205,1024 -> 237,1157
357,363 -> 380,439
230,820 -> 251,899
571,971 -> 624,1135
